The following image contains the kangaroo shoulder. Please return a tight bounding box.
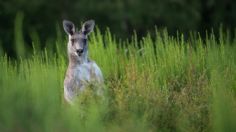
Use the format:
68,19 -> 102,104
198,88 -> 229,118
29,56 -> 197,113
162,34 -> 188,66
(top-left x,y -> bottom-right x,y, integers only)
89,61 -> 103,79
89,61 -> 101,71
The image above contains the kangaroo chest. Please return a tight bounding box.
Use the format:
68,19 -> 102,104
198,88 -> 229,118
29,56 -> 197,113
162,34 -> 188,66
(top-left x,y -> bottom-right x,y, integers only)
65,63 -> 94,97
64,61 -> 103,103
74,63 -> 92,82
70,62 -> 102,85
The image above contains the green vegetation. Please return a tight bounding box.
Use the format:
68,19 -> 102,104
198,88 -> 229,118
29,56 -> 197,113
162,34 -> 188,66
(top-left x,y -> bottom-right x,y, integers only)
0,22 -> 236,131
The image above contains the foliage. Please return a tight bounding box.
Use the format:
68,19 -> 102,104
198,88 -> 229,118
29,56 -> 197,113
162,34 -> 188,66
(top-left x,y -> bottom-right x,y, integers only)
0,20 -> 236,131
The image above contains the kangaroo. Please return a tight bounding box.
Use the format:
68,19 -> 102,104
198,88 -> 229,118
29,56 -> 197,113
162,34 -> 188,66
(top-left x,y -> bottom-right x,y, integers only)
63,20 -> 103,104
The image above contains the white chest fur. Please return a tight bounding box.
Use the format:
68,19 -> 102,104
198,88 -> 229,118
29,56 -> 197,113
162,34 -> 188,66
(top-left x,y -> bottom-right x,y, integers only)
74,62 -> 103,82
74,63 -> 92,82
64,61 -> 103,103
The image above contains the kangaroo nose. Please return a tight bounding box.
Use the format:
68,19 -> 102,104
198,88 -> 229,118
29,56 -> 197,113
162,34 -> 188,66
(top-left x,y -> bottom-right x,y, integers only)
76,49 -> 84,55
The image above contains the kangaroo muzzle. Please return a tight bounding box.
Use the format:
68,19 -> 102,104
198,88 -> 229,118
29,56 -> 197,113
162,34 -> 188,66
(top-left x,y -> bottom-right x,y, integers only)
76,49 -> 84,56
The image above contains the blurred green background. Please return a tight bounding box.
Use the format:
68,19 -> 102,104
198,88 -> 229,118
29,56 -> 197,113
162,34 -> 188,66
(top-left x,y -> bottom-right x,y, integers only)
1,0 -> 236,56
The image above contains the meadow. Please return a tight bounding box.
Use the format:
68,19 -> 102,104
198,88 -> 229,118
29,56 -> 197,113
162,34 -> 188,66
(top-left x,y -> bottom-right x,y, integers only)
0,19 -> 236,131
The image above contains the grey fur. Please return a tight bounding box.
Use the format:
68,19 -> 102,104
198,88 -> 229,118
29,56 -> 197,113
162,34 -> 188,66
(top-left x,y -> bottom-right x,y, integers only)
63,20 -> 103,104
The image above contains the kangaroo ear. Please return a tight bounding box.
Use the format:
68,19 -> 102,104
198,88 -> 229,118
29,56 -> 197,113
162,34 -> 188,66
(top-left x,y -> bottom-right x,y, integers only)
81,20 -> 95,35
63,20 -> 75,35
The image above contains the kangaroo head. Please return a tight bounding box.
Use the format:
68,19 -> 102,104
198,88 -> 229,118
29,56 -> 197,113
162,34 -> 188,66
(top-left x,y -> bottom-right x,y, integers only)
63,20 -> 95,62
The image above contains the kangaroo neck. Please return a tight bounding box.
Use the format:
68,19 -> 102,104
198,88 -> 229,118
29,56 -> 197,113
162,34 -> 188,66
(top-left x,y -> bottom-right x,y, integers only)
68,52 -> 89,67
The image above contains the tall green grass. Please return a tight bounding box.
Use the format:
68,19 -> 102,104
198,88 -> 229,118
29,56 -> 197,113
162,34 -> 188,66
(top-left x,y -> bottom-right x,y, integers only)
0,18 -> 236,131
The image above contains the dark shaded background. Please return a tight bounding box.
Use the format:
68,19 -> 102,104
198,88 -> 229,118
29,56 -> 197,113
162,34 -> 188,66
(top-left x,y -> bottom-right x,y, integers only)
0,0 -> 236,55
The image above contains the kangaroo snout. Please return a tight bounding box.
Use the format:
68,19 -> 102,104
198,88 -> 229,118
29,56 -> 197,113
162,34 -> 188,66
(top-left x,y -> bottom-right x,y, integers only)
76,49 -> 84,56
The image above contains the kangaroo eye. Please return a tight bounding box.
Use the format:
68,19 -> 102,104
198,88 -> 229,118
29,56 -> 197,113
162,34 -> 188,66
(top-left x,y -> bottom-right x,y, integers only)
70,38 -> 75,43
70,38 -> 76,46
